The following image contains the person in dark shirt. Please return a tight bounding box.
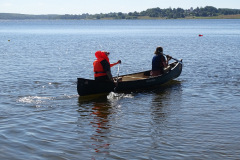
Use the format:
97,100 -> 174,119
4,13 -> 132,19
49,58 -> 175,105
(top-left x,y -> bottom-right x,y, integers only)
93,51 -> 121,82
151,47 -> 171,76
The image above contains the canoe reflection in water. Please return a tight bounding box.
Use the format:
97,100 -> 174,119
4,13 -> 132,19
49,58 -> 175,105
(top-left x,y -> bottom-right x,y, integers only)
77,79 -> 182,158
77,97 -> 116,155
90,101 -> 111,153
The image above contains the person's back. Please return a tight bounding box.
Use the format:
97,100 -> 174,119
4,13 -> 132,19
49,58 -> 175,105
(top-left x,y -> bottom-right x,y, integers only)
151,47 -> 167,76
152,54 -> 165,75
93,50 -> 121,82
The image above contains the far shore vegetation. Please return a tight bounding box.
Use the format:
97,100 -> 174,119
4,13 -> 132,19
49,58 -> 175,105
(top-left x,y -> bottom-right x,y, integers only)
1,6 -> 240,20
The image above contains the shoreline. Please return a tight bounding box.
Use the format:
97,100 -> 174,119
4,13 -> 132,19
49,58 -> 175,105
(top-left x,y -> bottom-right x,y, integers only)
1,14 -> 240,20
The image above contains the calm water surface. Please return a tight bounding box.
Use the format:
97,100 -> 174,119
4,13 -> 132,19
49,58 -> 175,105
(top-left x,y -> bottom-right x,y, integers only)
0,19 -> 240,159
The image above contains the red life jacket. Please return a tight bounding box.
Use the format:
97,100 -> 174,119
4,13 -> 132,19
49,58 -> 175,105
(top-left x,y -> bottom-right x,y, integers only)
93,59 -> 107,77
93,51 -> 110,77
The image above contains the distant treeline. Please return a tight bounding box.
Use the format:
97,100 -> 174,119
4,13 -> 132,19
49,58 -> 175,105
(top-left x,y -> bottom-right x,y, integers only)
1,6 -> 240,20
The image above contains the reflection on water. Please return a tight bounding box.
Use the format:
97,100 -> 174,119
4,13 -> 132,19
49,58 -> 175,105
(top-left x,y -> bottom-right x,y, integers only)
77,92 -> 135,157
77,80 -> 183,159
150,80 -> 183,141
90,100 -> 112,154
151,81 -> 182,124
1,19 -> 240,159
77,96 -> 118,157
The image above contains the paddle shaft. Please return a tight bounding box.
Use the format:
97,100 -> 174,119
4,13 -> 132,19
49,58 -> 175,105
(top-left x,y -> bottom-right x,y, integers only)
163,53 -> 182,64
117,63 -> 120,79
114,63 -> 121,92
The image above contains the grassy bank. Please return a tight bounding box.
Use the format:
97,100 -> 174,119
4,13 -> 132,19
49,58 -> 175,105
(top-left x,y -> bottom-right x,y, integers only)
101,15 -> 240,20
185,14 -> 240,19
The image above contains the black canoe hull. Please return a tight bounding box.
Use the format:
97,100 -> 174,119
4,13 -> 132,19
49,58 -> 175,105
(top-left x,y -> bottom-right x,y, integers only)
77,62 -> 182,96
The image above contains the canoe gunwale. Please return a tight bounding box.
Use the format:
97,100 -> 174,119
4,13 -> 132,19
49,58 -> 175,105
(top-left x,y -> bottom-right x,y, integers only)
77,61 -> 182,96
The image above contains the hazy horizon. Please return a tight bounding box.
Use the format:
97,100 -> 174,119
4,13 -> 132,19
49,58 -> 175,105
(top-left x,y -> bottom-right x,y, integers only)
0,0 -> 240,15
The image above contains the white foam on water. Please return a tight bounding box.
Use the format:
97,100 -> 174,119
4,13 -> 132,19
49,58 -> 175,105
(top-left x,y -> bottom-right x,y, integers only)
17,94 -> 79,106
18,96 -> 53,104
107,92 -> 134,100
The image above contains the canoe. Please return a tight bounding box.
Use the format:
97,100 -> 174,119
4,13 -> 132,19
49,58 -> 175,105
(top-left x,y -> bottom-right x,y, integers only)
77,61 -> 182,96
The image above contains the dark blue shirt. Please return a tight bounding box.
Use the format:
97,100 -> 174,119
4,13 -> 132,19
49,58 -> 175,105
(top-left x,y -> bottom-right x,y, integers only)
152,54 -> 166,71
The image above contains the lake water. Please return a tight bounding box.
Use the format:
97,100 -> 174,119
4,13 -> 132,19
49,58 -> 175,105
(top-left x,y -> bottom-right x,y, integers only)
0,19 -> 240,159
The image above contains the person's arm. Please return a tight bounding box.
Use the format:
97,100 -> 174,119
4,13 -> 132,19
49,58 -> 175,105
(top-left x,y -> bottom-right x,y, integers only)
161,55 -> 168,67
166,55 -> 172,66
110,60 -> 121,67
101,60 -> 114,82
106,71 -> 114,82
162,61 -> 168,67
162,55 -> 172,67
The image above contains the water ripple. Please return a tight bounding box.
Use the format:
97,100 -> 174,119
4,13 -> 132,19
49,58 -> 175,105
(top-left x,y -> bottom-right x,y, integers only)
1,19 -> 240,159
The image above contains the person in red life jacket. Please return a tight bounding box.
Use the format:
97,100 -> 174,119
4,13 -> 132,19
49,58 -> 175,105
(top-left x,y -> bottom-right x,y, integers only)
150,47 -> 171,76
93,51 -> 121,82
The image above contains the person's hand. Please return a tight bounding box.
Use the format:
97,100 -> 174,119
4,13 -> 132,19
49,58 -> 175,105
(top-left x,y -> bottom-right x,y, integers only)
117,60 -> 121,64
166,55 -> 172,60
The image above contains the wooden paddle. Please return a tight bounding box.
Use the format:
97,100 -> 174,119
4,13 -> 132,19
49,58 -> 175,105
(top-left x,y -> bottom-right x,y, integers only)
163,53 -> 183,64
114,63 -> 121,92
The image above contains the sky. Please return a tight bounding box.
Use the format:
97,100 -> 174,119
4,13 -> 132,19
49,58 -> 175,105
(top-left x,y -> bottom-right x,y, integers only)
0,0 -> 240,15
